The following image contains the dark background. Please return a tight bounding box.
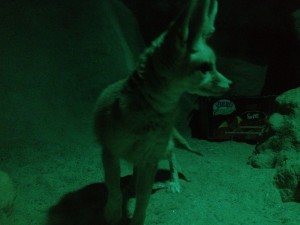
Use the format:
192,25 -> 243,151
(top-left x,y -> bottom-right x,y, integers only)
0,0 -> 299,143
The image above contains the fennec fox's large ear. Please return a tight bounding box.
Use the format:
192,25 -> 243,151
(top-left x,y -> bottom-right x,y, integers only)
188,0 -> 218,49
157,0 -> 219,68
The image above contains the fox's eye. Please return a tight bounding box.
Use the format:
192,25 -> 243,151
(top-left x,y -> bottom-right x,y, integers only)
197,63 -> 212,74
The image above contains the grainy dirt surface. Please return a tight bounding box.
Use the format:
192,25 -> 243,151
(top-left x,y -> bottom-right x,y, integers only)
1,137 -> 300,225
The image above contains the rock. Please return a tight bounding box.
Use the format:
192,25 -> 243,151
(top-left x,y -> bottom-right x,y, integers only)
276,87 -> 300,106
274,159 -> 300,202
0,170 -> 16,225
248,87 -> 300,202
248,148 -> 277,168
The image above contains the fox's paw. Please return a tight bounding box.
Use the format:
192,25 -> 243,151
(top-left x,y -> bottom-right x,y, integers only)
104,200 -> 122,225
166,180 -> 181,193
153,180 -> 181,193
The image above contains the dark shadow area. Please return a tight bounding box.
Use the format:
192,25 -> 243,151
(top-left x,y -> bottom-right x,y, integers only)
47,182 -> 108,225
46,169 -> 184,225
122,0 -> 184,44
295,183 -> 300,203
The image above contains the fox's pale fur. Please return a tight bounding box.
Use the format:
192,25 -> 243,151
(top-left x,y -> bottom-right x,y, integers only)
94,0 -> 232,224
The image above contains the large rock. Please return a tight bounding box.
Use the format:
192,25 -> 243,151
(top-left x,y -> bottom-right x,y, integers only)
248,87 -> 300,202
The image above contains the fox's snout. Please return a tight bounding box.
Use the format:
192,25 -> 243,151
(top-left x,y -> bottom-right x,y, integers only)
206,71 -> 232,96
189,70 -> 232,96
215,72 -> 232,92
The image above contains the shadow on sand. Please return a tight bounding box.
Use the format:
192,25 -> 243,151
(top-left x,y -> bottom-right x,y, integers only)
46,169 -> 178,225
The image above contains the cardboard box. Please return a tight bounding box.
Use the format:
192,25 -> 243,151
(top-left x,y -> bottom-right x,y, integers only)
189,96 -> 277,143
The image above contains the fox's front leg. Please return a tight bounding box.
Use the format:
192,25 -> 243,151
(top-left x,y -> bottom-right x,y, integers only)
102,149 -> 123,225
130,161 -> 158,225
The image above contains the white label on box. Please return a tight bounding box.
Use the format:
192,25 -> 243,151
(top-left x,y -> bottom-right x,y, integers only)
213,99 -> 236,116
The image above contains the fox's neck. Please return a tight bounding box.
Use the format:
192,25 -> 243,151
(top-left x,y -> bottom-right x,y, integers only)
128,71 -> 183,114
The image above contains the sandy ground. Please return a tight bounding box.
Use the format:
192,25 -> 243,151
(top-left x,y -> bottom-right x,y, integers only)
1,135 -> 300,225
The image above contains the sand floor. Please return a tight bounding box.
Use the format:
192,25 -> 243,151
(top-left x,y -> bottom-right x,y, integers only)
1,136 -> 300,225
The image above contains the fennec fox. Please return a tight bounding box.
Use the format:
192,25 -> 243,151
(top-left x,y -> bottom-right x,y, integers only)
94,0 -> 232,224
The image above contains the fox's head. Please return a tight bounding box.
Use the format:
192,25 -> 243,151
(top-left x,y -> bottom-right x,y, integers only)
150,0 -> 232,97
